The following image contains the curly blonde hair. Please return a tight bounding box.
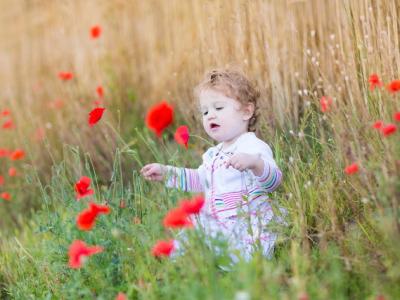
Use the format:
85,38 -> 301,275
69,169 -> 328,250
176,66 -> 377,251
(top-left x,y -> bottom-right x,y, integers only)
194,68 -> 260,132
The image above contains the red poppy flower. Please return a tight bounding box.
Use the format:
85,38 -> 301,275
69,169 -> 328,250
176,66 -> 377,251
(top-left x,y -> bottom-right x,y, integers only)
34,127 -> 46,142
75,176 -> 94,200
319,96 -> 333,113
386,80 -> 400,93
93,100 -> 102,107
8,167 -> 17,177
145,101 -> 174,137
0,175 -> 4,186
76,202 -> 110,231
1,109 -> 10,117
394,112 -> 400,122
58,72 -> 74,81
344,163 -> 359,175
88,107 -> 106,127
372,120 -> 383,129
151,240 -> 175,258
0,148 -> 10,157
179,195 -> 205,215
381,124 -> 397,136
174,125 -> 189,149
49,99 -> 64,109
68,240 -> 103,269
368,74 -> 383,91
115,293 -> 127,300
1,192 -> 10,201
96,86 -> 104,98
2,119 -> 14,129
90,25 -> 102,39
9,149 -> 25,160
163,207 -> 193,229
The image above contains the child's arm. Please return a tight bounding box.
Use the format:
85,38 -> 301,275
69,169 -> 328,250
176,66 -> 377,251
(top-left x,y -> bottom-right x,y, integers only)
225,153 -> 282,192
140,163 -> 205,193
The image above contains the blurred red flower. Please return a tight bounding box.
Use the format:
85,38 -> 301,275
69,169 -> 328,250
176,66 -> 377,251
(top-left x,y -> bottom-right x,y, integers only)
34,127 -> 46,142
68,240 -> 103,269
49,99 -> 64,109
9,149 -> 25,160
344,163 -> 359,175
179,195 -> 205,215
77,202 -> 110,231
174,125 -> 189,149
75,176 -> 94,200
115,292 -> 127,300
372,120 -> 383,129
381,124 -> 397,136
2,119 -> 14,129
394,112 -> 400,122
386,80 -> 400,93
320,96 -> 333,113
146,101 -> 174,137
90,25 -> 102,39
151,240 -> 175,258
1,192 -> 11,201
163,207 -> 193,229
8,167 -> 17,177
1,109 -> 10,117
0,148 -> 10,157
88,107 -> 106,127
96,85 -> 104,98
0,175 -> 4,186
58,72 -> 74,81
368,74 -> 382,91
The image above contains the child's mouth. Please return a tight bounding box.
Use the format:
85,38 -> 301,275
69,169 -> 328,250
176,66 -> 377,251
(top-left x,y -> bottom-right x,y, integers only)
210,123 -> 220,131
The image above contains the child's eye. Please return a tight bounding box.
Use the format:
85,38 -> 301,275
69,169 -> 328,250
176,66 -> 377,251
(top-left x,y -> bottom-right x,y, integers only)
203,111 -> 208,116
216,107 -> 224,111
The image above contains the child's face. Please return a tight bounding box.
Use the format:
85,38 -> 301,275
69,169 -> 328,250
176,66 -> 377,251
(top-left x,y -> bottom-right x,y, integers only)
199,89 -> 252,143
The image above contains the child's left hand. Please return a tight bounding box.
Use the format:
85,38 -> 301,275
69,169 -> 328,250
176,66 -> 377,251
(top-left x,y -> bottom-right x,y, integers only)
224,153 -> 259,172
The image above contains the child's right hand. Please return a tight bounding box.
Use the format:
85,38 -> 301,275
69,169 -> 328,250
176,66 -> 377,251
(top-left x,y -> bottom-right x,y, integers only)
140,163 -> 167,182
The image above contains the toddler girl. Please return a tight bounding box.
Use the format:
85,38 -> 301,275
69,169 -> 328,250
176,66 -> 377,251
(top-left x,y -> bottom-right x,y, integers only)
141,68 -> 283,261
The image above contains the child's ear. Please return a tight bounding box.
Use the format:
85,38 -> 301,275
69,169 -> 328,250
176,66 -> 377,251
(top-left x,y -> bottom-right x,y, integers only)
242,103 -> 255,121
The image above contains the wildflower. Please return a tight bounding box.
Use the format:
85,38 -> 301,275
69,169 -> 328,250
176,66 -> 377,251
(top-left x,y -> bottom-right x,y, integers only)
381,124 -> 397,136
8,167 -> 17,177
368,74 -> 382,91
34,127 -> 46,142
163,207 -> 193,229
145,101 -> 174,137
119,200 -> 126,208
0,175 -> 4,186
115,293 -> 127,300
58,72 -> 73,81
174,125 -> 189,149
1,109 -> 10,116
151,239 -> 175,258
49,99 -> 64,109
179,195 -> 205,215
76,202 -> 110,231
320,96 -> 333,113
96,85 -> 104,98
68,240 -> 103,269
394,112 -> 400,122
75,176 -> 94,200
90,25 -> 102,39
386,80 -> 400,93
88,107 -> 106,127
344,163 -> 359,175
372,120 -> 383,129
2,119 -> 14,129
9,149 -> 25,160
0,148 -> 10,157
1,192 -> 11,201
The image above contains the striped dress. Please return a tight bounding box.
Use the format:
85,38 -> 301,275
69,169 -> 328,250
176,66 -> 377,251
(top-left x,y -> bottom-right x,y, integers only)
165,132 -> 283,261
